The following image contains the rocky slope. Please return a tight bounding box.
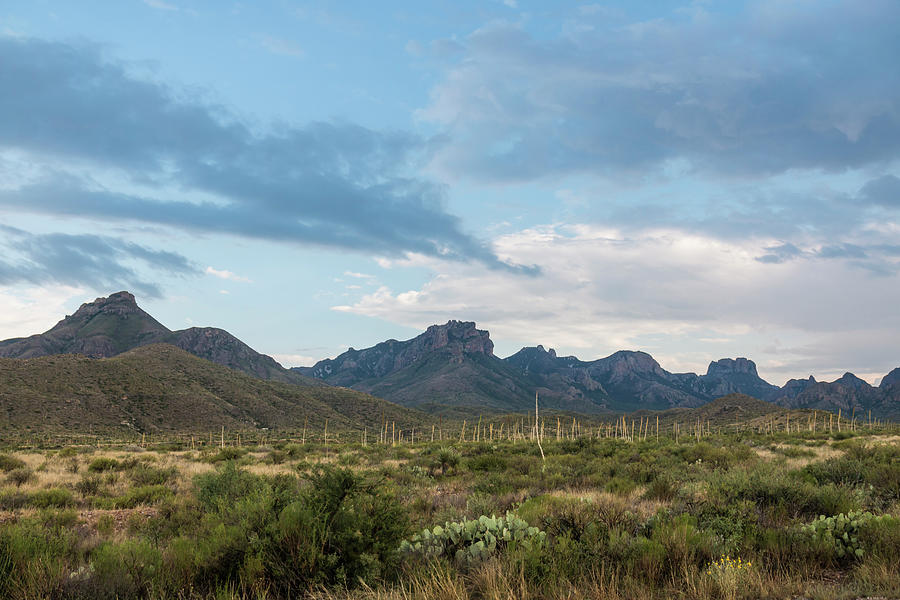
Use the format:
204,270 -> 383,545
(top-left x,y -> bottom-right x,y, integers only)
0,292 -> 310,385
298,323 -> 898,417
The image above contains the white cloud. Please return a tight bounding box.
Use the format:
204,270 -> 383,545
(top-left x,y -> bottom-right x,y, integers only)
334,224 -> 900,384
259,35 -> 305,58
0,285 -> 86,339
272,353 -> 319,368
142,0 -> 178,11
343,271 -> 375,279
205,266 -> 251,283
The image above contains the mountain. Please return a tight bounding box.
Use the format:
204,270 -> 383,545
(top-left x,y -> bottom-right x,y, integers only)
769,372 -> 900,419
298,324 -> 787,413
298,321 -> 899,417
0,291 -> 170,358
0,292 -> 310,385
505,346 -> 780,412
880,367 -> 900,390
0,344 -> 422,434
295,321 -> 542,412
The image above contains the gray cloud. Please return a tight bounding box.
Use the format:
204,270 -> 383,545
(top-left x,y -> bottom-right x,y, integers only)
0,36 -> 532,274
0,226 -> 198,298
756,242 -> 803,264
859,175 -> 900,207
423,3 -> 900,182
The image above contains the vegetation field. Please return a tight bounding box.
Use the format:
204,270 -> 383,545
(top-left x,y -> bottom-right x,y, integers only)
0,423 -> 898,599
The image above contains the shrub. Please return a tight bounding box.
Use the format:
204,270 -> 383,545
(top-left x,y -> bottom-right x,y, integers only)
113,485 -> 174,508
6,468 -> 34,488
195,462 -> 262,511
88,457 -> 121,473
0,455 -> 26,472
467,454 -> 507,472
30,488 -> 73,508
206,447 -> 247,463
128,465 -> 178,486
75,474 -> 103,497
264,466 -> 409,590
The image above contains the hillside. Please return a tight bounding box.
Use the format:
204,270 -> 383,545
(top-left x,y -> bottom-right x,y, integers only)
0,344 -> 422,434
0,292 -> 310,385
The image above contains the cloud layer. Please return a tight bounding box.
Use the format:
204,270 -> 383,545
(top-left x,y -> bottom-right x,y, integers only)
422,2 -> 900,182
0,36 -> 524,273
335,225 -> 900,383
0,226 -> 196,298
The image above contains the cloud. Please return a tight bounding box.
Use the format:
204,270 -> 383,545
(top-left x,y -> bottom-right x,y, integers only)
756,242 -> 803,264
859,174 -> 900,207
0,36 -> 530,274
420,3 -> 900,182
0,226 -> 198,298
259,35 -> 305,58
205,266 -> 251,282
143,0 -> 178,11
334,224 -> 900,381
343,271 -> 375,279
0,285 -> 86,339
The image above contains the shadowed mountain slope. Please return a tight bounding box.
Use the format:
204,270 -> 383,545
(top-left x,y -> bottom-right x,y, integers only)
0,344 -> 422,434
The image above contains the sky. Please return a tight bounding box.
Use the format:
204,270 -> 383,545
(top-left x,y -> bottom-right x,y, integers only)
0,0 -> 898,386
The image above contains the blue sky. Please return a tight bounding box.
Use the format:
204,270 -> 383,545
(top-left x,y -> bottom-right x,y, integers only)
1,0 -> 898,385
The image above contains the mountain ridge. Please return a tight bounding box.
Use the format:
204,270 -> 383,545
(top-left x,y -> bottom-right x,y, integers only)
0,292 -> 311,385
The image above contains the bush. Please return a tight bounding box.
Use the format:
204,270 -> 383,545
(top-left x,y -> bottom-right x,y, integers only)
0,455 -> 26,472
128,465 -> 178,486
75,475 -> 103,497
264,466 -> 409,590
6,468 -> 34,488
88,457 -> 121,473
114,485 -> 174,508
30,488 -> 73,508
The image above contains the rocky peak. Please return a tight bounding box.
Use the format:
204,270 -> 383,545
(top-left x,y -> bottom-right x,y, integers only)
834,372 -> 871,390
706,357 -> 759,378
879,367 -> 900,389
70,291 -> 141,320
421,320 -> 494,357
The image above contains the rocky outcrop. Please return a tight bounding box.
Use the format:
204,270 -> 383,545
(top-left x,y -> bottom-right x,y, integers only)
297,320 -> 494,386
0,292 -> 170,359
879,367 -> 900,389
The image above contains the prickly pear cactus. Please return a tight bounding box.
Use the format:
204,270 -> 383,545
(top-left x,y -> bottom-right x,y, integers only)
399,512 -> 545,566
801,511 -> 896,561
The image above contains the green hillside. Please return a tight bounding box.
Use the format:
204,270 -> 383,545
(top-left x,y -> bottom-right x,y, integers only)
0,344 -> 423,435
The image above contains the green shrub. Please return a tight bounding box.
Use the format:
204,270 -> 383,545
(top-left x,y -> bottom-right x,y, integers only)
467,454 -> 507,472
195,462 -> 262,511
264,466 -> 409,590
75,474 -> 103,497
206,447 -> 247,463
30,488 -> 73,508
0,455 -> 26,472
88,457 -> 121,472
114,485 -> 174,508
6,468 -> 34,488
128,465 -> 178,486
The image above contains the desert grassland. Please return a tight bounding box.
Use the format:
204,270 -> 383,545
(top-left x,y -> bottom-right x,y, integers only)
0,428 -> 898,600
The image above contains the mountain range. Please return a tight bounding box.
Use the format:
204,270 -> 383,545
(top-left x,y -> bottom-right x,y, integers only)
1,292 -> 898,424
295,320 -> 900,418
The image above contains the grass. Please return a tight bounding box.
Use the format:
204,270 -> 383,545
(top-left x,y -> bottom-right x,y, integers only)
0,426 -> 897,599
